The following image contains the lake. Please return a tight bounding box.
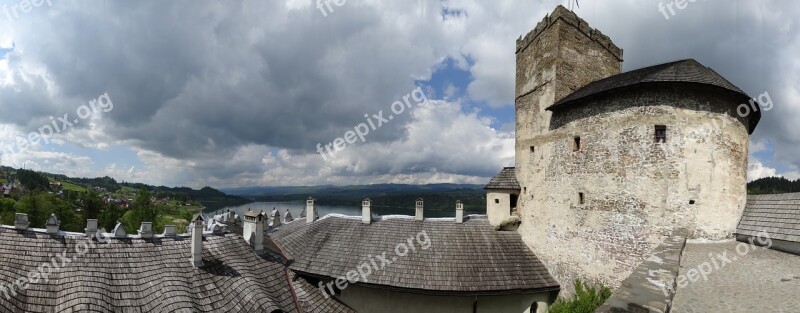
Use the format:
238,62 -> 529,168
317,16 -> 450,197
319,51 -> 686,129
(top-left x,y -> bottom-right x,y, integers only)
208,201 -> 468,219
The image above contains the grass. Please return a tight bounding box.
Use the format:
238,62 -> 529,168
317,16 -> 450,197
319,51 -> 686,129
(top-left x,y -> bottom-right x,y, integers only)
0,178 -> 7,184
60,181 -> 88,192
549,279 -> 612,313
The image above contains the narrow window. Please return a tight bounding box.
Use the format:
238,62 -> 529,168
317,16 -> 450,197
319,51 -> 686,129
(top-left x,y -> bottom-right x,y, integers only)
579,192 -> 585,205
655,125 -> 667,143
495,199 -> 500,204
524,187 -> 527,194
573,136 -> 581,152
530,146 -> 535,153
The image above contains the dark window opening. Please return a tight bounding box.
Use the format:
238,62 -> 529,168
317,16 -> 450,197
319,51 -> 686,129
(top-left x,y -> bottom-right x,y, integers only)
689,200 -> 696,205
530,146 -> 535,153
524,187 -> 527,194
494,199 -> 500,204
573,136 -> 582,152
579,192 -> 585,205
655,125 -> 667,143
510,194 -> 519,211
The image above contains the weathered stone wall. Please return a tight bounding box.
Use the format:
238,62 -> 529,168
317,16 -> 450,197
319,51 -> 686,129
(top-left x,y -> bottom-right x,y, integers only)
516,85 -> 750,291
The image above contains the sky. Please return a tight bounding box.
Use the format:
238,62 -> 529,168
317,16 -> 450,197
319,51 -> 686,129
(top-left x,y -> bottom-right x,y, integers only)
0,0 -> 797,188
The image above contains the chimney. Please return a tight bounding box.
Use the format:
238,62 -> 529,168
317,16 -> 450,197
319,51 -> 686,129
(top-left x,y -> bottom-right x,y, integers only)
191,215 -> 204,267
243,210 -> 264,252
455,200 -> 464,224
112,222 -> 127,237
306,197 -> 317,223
85,219 -> 98,236
415,198 -> 424,221
14,213 -> 29,229
283,209 -> 293,223
362,198 -> 372,224
45,214 -> 60,234
270,207 -> 281,228
226,209 -> 235,223
138,222 -> 154,238
163,225 -> 177,236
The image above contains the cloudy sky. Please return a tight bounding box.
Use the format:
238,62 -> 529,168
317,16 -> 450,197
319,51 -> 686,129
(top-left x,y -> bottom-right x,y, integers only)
0,0 -> 797,188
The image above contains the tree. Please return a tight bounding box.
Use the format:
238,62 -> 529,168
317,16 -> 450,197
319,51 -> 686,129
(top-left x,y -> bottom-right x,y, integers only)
122,189 -> 160,233
80,190 -> 104,220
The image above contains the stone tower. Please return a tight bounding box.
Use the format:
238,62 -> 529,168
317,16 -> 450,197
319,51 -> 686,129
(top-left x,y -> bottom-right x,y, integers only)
513,6 -> 757,291
515,5 -> 623,199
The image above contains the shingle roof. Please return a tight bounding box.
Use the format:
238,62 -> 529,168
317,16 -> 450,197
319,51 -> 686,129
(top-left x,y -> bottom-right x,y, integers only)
484,167 -> 520,190
547,59 -> 759,133
269,216 -> 559,295
292,277 -> 357,313
737,193 -> 800,243
0,227 -> 351,313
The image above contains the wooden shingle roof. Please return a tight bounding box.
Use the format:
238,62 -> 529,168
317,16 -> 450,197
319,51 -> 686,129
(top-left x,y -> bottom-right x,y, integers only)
270,216 -> 559,295
737,193 -> 800,243
547,59 -> 759,133
0,227 -> 351,313
484,167 -> 520,190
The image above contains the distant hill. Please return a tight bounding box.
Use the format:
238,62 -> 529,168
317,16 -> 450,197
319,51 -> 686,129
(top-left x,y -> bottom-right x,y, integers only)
1,166 -> 251,210
222,183 -> 484,197
748,176 -> 800,195
222,183 -> 488,211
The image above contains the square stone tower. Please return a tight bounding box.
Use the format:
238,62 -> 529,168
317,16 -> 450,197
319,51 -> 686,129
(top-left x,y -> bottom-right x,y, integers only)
515,5 -> 622,165
514,5 -> 623,290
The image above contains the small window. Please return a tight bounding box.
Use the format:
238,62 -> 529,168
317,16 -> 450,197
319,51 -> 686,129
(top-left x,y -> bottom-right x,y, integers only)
579,192 -> 585,205
530,146 -> 535,153
573,136 -> 582,152
524,187 -> 527,194
689,200 -> 696,205
495,199 -> 500,204
655,125 -> 667,143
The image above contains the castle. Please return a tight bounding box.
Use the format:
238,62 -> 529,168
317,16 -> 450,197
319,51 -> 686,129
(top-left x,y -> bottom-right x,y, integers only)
486,5 -> 761,290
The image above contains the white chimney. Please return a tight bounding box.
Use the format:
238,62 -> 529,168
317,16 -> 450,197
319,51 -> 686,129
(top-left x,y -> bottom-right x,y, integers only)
362,198 -> 372,224
270,208 -> 281,228
138,222 -> 153,238
112,222 -> 127,237
455,200 -> 464,224
243,210 -> 264,252
14,213 -> 29,229
163,225 -> 177,236
306,197 -> 317,223
191,215 -> 204,267
85,219 -> 98,236
415,198 -> 424,221
45,214 -> 60,234
283,209 -> 293,223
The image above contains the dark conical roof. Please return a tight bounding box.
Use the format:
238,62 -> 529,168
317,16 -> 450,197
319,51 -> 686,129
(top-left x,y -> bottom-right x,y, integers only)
548,59 -> 759,133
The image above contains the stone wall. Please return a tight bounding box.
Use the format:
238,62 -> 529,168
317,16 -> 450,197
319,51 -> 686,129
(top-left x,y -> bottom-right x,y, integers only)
516,85 -> 750,291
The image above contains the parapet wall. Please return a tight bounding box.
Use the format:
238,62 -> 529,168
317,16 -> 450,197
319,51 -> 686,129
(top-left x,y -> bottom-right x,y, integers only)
516,5 -> 623,61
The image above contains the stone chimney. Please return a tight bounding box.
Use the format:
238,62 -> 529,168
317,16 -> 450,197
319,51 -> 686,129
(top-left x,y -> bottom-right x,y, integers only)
14,213 -> 29,229
85,219 -> 98,236
306,197 -> 317,223
191,215 -> 204,267
415,198 -> 424,221
270,207 -> 281,228
138,222 -> 153,238
163,225 -> 177,236
112,222 -> 127,237
455,200 -> 464,224
45,214 -> 60,234
243,210 -> 264,252
283,209 -> 293,223
362,198 -> 372,224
